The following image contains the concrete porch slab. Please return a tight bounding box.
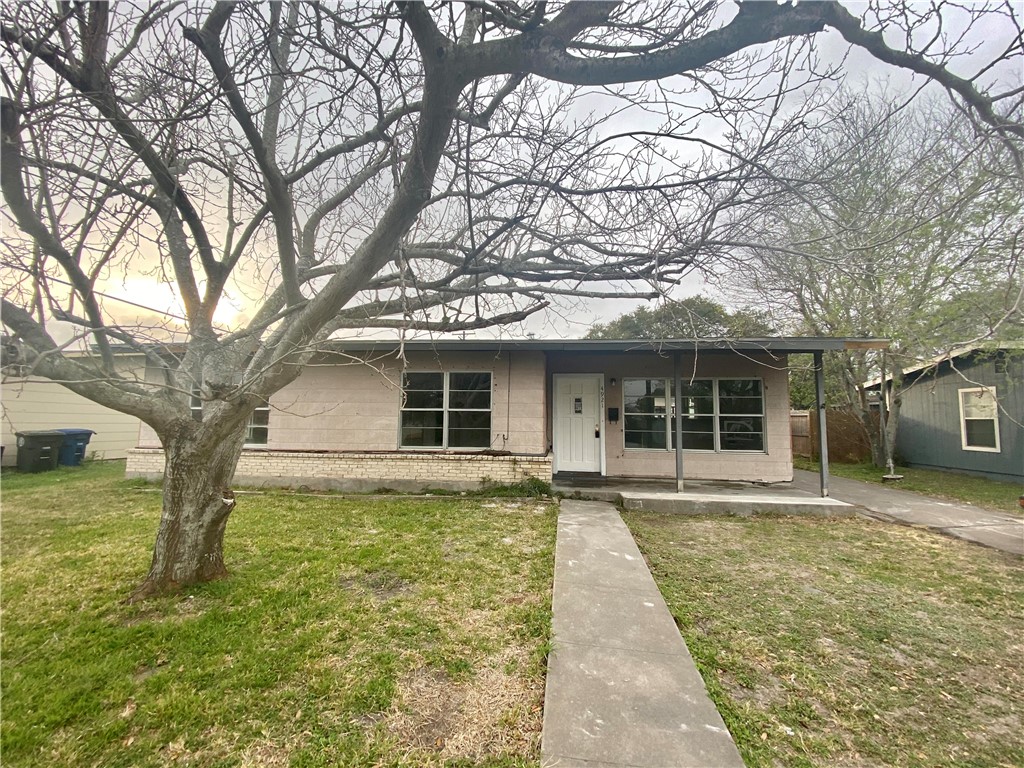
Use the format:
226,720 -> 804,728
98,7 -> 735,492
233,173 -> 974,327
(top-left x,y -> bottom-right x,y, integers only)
552,476 -> 854,516
620,491 -> 854,517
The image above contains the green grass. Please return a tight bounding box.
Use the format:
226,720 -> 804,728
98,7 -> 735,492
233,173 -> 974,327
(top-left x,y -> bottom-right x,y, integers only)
795,457 -> 1024,516
624,511 -> 1024,768
1,461 -> 556,767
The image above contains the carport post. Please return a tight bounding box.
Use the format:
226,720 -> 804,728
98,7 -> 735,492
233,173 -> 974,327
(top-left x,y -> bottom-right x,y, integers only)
814,350 -> 829,498
674,351 -> 684,492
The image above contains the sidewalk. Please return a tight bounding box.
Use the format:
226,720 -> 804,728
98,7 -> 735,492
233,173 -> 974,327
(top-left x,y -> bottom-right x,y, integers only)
792,470 -> 1024,556
541,500 -> 744,768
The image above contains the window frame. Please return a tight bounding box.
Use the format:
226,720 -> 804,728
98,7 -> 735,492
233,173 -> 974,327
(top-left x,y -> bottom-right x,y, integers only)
621,377 -> 671,450
399,370 -> 493,450
715,378 -> 766,453
190,388 -> 271,448
622,377 -> 766,454
958,386 -> 1000,453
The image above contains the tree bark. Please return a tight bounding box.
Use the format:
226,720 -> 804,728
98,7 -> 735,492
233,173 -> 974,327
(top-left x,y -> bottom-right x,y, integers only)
128,424 -> 246,602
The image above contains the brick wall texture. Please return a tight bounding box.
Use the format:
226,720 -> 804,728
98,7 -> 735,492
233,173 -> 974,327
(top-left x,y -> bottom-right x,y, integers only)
125,448 -> 552,492
129,347 -> 795,487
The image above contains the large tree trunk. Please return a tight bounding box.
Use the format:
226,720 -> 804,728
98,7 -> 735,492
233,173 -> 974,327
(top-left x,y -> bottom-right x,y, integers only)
129,425 -> 247,602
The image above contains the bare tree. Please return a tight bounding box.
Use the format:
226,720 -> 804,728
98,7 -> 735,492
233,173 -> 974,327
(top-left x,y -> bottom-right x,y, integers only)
2,1 -> 1021,599
730,89 -> 1023,468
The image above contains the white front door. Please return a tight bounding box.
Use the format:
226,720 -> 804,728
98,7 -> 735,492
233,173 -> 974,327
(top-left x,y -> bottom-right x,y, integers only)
553,375 -> 603,473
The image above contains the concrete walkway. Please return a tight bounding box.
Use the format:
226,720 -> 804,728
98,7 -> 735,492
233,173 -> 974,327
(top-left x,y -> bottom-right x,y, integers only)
541,500 -> 744,768
792,469 -> 1024,556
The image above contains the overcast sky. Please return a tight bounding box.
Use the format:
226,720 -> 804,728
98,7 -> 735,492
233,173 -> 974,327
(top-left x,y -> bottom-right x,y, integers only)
35,2 -> 1022,346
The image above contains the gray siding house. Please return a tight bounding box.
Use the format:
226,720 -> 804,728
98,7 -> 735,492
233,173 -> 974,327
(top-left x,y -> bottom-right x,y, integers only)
893,345 -> 1023,483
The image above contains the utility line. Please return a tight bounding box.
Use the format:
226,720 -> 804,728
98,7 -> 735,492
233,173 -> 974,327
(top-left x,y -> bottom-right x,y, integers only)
1,260 -> 191,321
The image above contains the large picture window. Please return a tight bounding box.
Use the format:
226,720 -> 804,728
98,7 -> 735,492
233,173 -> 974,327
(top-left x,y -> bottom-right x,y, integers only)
401,372 -> 492,449
959,387 -> 1000,452
624,378 -> 764,453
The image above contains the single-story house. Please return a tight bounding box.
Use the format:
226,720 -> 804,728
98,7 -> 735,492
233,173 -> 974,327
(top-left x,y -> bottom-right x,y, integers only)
876,344 -> 1022,483
2,353 -> 146,466
125,338 -> 883,493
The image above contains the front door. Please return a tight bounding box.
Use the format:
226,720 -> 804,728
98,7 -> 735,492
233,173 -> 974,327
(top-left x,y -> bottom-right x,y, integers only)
553,375 -> 603,473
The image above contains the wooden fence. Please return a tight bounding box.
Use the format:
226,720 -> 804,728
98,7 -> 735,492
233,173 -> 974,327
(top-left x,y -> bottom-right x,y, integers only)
790,408 -> 875,463
790,411 -> 812,457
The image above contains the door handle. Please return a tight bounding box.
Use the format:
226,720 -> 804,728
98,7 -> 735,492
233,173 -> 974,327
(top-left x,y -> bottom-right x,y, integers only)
595,426 -> 600,438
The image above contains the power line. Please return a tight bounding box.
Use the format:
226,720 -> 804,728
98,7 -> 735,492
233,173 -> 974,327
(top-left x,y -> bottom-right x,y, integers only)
1,261 -> 190,321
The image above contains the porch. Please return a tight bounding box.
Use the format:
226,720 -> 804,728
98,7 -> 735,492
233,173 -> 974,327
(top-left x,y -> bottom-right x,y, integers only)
552,473 -> 854,516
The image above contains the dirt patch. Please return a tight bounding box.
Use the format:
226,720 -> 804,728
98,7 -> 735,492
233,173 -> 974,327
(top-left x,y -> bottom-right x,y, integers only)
236,737 -> 294,767
384,648 -> 541,761
338,569 -> 411,601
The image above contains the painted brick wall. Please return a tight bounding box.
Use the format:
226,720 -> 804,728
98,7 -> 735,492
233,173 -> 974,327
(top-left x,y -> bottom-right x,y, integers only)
547,351 -> 794,483
136,349 -> 548,455
125,448 -> 552,492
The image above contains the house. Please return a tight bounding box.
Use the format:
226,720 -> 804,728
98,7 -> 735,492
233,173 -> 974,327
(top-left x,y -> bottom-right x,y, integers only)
125,338 -> 883,493
883,344 -> 1023,483
1,353 -> 146,466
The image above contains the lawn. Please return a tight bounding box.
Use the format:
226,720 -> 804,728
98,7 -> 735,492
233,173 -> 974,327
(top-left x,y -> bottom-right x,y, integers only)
795,457 -> 1023,516
1,461 -> 556,768
624,511 -> 1024,768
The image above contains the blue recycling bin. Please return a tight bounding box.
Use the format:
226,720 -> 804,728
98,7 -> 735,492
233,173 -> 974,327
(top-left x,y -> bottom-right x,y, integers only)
55,428 -> 96,466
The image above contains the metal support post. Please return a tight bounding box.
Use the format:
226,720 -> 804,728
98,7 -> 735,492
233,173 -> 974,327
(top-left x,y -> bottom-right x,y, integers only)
814,350 -> 829,498
674,351 -> 685,493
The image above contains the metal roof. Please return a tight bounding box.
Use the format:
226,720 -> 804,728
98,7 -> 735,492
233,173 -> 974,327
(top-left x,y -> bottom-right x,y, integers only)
94,336 -> 890,358
862,340 -> 1023,387
321,337 -> 889,354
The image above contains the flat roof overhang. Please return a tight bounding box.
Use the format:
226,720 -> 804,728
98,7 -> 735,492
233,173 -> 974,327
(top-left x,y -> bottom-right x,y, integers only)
320,337 -> 889,355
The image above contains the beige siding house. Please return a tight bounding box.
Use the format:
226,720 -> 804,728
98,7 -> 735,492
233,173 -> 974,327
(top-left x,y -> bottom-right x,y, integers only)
125,338 -> 868,491
2,357 -> 145,465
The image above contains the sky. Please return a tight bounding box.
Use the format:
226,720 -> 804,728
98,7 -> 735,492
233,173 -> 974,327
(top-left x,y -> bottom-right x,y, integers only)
20,1 -> 1022,347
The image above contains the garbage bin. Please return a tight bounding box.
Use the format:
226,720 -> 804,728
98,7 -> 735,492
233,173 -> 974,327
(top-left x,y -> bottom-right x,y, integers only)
55,428 -> 96,466
15,431 -> 65,473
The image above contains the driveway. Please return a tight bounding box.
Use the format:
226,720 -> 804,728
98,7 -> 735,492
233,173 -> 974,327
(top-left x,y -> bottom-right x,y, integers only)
792,469 -> 1024,556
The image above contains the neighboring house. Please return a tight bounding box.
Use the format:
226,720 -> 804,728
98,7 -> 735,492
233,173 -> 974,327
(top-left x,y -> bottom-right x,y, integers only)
125,338 -> 876,491
1,354 -> 146,466
880,344 -> 1023,483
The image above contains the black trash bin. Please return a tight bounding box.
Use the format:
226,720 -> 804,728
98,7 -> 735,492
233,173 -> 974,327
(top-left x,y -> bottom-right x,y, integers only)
15,431 -> 65,473
55,428 -> 96,466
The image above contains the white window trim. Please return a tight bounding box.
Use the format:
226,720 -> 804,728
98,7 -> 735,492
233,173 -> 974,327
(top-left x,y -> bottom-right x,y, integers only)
399,371 -> 492,451
622,377 -> 767,454
958,386 -> 1000,453
244,402 -> 271,448
190,387 -> 271,448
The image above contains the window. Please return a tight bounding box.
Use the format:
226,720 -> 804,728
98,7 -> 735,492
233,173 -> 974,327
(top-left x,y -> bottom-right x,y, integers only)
717,379 -> 765,452
623,379 -> 669,449
624,378 -> 764,453
679,379 -> 716,450
246,403 -> 270,446
959,387 -> 1000,452
190,389 -> 270,446
401,371 -> 491,449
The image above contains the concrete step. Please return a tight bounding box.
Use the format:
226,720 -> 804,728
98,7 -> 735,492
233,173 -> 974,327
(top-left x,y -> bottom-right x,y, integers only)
619,491 -> 854,517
